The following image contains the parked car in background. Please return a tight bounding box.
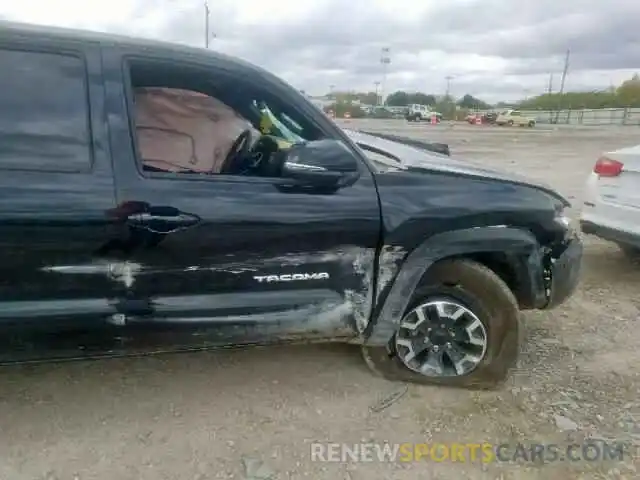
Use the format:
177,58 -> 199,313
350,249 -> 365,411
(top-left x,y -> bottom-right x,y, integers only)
385,106 -> 408,119
465,112 -> 499,125
405,104 -> 442,122
483,111 -> 498,124
369,106 -> 396,119
580,145 -> 640,257
465,113 -> 484,124
496,110 -> 535,127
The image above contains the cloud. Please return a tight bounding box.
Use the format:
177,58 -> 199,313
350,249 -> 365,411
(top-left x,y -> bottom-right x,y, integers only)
2,0 -> 639,102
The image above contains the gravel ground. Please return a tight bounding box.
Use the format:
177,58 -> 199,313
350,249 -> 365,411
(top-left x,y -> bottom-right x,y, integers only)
2,121 -> 639,480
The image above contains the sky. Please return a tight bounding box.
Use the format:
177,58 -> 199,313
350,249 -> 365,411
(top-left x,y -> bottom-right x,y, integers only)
1,0 -> 639,102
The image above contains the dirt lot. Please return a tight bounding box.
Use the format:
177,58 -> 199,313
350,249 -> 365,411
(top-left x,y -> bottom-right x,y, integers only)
2,121 -> 639,480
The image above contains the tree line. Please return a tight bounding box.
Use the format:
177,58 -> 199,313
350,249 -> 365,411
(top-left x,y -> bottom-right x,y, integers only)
326,74 -> 640,114
519,75 -> 640,110
327,90 -> 491,109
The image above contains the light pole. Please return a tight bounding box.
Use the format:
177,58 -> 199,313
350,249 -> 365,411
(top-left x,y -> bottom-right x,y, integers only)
204,1 -> 216,47
380,47 -> 390,106
329,84 -> 336,100
445,75 -> 454,98
204,1 -> 210,48
374,81 -> 380,106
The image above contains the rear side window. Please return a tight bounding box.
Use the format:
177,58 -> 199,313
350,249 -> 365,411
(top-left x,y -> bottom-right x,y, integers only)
0,48 -> 91,172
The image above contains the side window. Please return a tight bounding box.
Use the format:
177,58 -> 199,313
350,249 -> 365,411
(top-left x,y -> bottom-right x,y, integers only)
0,48 -> 91,172
127,59 -> 326,179
511,111 -> 521,116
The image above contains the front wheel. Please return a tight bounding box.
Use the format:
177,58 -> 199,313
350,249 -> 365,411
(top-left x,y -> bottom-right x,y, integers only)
361,259 -> 522,390
507,120 -> 514,126
528,121 -> 535,128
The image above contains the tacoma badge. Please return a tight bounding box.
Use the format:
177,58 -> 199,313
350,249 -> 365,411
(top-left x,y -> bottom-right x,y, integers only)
253,273 -> 330,283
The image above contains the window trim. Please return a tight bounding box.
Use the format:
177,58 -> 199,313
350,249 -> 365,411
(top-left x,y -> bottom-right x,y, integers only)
0,44 -> 94,174
121,55 -> 358,185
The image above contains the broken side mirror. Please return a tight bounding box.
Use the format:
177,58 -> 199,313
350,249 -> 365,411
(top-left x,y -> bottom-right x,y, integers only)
279,139 -> 360,190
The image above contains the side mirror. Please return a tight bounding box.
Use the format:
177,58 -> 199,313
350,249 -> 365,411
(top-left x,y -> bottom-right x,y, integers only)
280,139 -> 360,189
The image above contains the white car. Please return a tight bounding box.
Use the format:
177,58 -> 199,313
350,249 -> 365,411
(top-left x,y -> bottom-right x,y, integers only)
495,110 -> 535,127
580,144 -> 640,256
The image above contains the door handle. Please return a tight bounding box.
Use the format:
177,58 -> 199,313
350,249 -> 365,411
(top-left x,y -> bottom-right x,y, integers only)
126,205 -> 201,234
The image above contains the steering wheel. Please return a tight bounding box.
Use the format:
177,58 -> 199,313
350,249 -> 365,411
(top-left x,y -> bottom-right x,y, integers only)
219,129 -> 253,175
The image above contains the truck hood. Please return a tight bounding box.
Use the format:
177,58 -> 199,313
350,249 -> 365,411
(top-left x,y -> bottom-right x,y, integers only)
343,128 -> 570,207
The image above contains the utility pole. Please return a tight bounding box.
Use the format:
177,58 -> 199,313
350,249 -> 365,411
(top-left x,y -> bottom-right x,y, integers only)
380,47 -> 390,106
443,76 -> 454,120
547,73 -> 554,124
204,1 -> 217,47
204,1 -> 211,48
445,75 -> 453,98
554,49 -> 570,123
558,49 -> 570,96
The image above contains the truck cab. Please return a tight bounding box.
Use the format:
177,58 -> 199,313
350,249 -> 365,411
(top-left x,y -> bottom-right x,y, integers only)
405,104 -> 442,122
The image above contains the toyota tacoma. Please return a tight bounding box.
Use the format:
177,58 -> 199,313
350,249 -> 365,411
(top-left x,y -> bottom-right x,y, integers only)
0,21 -> 582,389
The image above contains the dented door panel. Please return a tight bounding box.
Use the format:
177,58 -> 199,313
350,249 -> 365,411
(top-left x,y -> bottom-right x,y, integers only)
101,181 -> 382,348
101,48 -> 382,350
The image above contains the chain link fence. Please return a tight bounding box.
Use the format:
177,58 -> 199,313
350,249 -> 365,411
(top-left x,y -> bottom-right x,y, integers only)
476,108 -> 640,126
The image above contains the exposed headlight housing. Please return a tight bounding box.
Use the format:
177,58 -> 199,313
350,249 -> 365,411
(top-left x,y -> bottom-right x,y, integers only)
555,214 -> 571,229
553,200 -> 573,235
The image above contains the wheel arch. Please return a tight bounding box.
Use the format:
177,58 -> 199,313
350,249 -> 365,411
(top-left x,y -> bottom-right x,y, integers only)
364,226 -> 546,345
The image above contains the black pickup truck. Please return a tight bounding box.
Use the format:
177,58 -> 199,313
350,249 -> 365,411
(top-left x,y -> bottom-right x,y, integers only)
0,21 -> 582,389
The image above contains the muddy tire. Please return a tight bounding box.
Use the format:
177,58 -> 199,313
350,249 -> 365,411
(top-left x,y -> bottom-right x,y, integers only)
362,259 -> 522,390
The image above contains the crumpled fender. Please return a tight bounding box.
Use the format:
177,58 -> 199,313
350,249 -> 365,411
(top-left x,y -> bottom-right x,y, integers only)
363,226 -> 545,346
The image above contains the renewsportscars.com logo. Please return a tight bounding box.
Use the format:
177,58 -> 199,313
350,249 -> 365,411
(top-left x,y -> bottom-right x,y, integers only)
310,442 -> 630,463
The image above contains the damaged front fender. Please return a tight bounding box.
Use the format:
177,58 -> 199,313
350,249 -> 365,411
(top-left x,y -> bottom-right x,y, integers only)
363,226 -> 547,346
543,231 -> 583,310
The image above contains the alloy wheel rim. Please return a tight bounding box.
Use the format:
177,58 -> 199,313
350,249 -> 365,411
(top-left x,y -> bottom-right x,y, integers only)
395,299 -> 488,377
